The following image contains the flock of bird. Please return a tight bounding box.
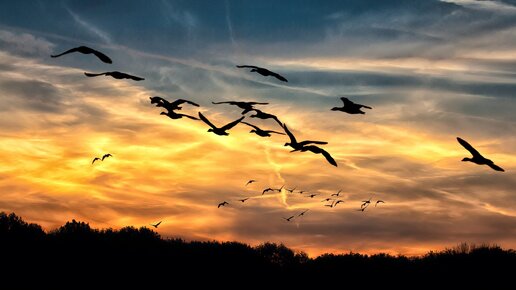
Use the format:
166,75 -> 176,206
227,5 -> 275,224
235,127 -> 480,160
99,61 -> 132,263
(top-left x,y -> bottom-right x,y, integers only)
50,45 -> 506,228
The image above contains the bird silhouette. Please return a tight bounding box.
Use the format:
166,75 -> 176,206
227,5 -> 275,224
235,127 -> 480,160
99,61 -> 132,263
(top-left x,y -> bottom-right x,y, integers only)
276,185 -> 284,192
331,97 -> 372,114
246,180 -> 257,186
286,187 -> 296,194
457,137 -> 504,172
153,97 -> 200,112
212,101 -> 269,115
321,198 -> 334,202
92,157 -> 101,164
161,111 -> 199,120
262,188 -> 274,195
218,201 -> 229,208
361,198 -> 372,209
282,123 -> 328,152
51,46 -> 112,63
84,71 -> 144,81
150,221 -> 162,228
308,194 -> 318,198
238,198 -> 250,203
236,65 -> 288,82
283,215 -> 295,221
298,209 -> 309,217
331,190 -> 342,197
198,112 -> 244,136
334,200 -> 345,207
249,109 -> 283,126
298,190 -> 307,194
241,122 -> 286,137
101,153 -> 112,161
298,145 -> 338,167
375,200 -> 385,207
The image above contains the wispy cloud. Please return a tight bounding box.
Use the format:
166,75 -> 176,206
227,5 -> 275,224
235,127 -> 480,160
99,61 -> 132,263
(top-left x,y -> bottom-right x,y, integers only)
67,8 -> 113,45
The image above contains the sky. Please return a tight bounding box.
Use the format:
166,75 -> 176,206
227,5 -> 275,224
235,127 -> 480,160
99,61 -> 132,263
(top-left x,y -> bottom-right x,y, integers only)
1,0 -> 516,256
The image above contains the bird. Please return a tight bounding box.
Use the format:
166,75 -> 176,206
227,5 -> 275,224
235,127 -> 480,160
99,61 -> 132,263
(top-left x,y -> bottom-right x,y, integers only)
198,112 -> 244,136
238,198 -> 250,203
236,65 -> 288,82
321,198 -> 334,202
325,203 -> 334,208
331,190 -> 342,197
160,111 -> 199,120
283,215 -> 295,221
51,46 -> 112,64
150,221 -> 162,228
153,97 -> 200,112
357,207 -> 367,212
299,145 -> 338,167
334,200 -> 345,207
282,123 -> 328,152
286,187 -> 296,194
298,190 -> 307,194
218,201 -> 229,208
276,185 -> 285,192
241,122 -> 286,137
246,180 -> 257,186
375,200 -> 385,207
308,194 -> 318,198
248,109 -> 283,126
361,197 -> 372,208
298,209 -> 309,217
212,101 -> 269,115
331,97 -> 372,114
101,153 -> 112,161
262,188 -> 274,195
84,71 -> 144,81
92,157 -> 101,164
457,137 -> 504,172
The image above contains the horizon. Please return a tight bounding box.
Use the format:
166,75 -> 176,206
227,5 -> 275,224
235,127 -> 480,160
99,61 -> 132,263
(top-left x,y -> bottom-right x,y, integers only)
1,0 -> 516,258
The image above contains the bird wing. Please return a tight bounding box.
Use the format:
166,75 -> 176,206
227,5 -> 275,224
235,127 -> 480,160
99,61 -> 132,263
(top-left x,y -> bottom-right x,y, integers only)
282,123 -> 298,144
340,97 -> 353,106
173,99 -> 200,107
457,137 -> 482,158
127,74 -> 145,81
248,102 -> 269,105
50,47 -> 80,58
266,130 -> 286,135
241,122 -> 260,130
361,105 -> 373,109
179,113 -> 200,120
84,72 -> 106,77
221,116 -> 245,131
212,101 -> 233,105
488,163 -> 505,172
298,140 -> 328,146
156,221 -> 162,226
91,49 -> 113,64
236,65 -> 260,69
310,146 -> 337,167
198,112 -> 218,129
270,72 -> 288,82
92,157 -> 100,164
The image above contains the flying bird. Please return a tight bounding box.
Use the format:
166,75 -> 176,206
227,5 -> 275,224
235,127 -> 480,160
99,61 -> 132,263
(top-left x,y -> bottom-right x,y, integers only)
238,198 -> 250,203
51,46 -> 112,64
153,97 -> 200,112
212,101 -> 269,115
283,123 -> 328,152
308,194 -> 318,198
286,187 -> 296,194
331,190 -> 342,197
276,185 -> 284,192
236,65 -> 288,82
299,145 -> 338,167
283,215 -> 295,222
241,122 -> 285,137
160,111 -> 199,120
84,71 -> 144,81
297,209 -> 310,217
334,200 -> 345,207
92,157 -> 101,164
246,180 -> 257,186
321,198 -> 334,202
361,197 -> 372,208
375,200 -> 385,207
331,97 -> 372,114
101,153 -> 112,161
198,112 -> 244,136
249,109 -> 283,126
262,188 -> 275,195
150,221 -> 162,228
457,137 -> 504,172
218,201 -> 229,208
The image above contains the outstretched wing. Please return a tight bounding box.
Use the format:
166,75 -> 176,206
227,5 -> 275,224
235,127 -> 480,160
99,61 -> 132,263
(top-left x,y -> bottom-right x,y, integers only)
179,113 -> 200,120
270,72 -> 288,82
84,72 -> 106,77
248,102 -> 269,105
92,157 -> 100,164
212,101 -> 234,105
457,137 -> 482,158
320,149 -> 337,167
236,65 -> 260,69
340,97 -> 353,106
156,221 -> 162,226
127,74 -> 145,81
488,163 -> 505,172
91,49 -> 113,64
172,99 -> 200,107
51,47 -> 80,58
198,112 -> 218,129
282,123 -> 298,144
298,140 -> 328,146
241,121 -> 260,130
361,105 -> 373,109
266,130 -> 286,135
221,116 -> 245,131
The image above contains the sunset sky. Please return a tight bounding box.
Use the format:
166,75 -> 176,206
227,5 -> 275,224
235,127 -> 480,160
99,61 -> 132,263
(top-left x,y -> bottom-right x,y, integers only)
1,0 -> 516,256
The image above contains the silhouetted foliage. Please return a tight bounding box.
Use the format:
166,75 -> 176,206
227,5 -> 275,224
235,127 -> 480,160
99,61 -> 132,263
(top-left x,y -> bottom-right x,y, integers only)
1,212 -> 514,288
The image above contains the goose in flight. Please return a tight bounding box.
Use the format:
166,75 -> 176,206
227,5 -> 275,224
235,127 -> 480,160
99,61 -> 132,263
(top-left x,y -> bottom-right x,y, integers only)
331,190 -> 342,197
212,101 -> 269,115
308,194 -> 318,198
262,187 -> 274,195
321,198 -> 334,202
286,187 -> 296,194
249,109 -> 283,126
161,111 -> 199,120
334,200 -> 345,207
282,123 -> 328,152
198,112 -> 244,136
283,215 -> 295,222
101,153 -> 113,161
84,71 -> 144,81
457,137 -> 504,172
218,201 -> 229,208
298,209 -> 310,217
276,185 -> 284,192
375,200 -> 385,207
238,198 -> 250,203
51,46 -> 112,64
299,145 -> 338,167
236,65 -> 288,82
241,122 -> 285,137
151,97 -> 200,112
92,157 -> 101,164
331,97 -> 372,114
361,198 -> 372,209
246,180 -> 257,186
150,221 -> 162,228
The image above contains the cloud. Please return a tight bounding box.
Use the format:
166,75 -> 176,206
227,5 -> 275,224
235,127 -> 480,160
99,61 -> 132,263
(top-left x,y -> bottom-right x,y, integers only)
67,8 -> 112,45
0,29 -> 54,56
